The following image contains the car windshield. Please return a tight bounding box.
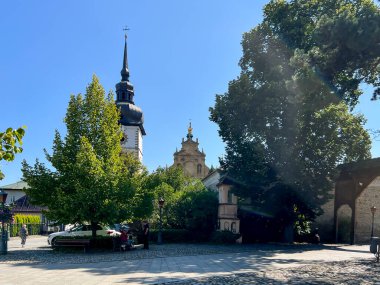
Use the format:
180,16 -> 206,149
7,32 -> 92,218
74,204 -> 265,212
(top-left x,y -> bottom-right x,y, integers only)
69,224 -> 110,232
69,226 -> 83,232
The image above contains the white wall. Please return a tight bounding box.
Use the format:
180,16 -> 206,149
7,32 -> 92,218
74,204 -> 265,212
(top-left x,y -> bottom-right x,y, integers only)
121,125 -> 143,162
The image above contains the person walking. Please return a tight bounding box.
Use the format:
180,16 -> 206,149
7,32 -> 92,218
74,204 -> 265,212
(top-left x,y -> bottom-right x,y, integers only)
19,224 -> 28,248
142,221 -> 149,249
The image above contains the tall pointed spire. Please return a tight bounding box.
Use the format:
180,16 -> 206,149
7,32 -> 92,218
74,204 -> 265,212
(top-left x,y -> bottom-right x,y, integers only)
121,34 -> 129,81
116,31 -> 135,105
115,29 -> 146,138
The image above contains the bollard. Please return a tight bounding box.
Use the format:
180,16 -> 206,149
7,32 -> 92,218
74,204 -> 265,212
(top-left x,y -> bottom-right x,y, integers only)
370,237 -> 380,262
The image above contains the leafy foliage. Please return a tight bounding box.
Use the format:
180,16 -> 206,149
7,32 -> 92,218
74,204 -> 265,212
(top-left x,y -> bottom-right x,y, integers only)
144,167 -> 218,237
10,215 -> 41,237
0,204 -> 14,223
210,0 -> 374,236
22,75 -> 152,237
0,127 -> 25,180
263,0 -> 380,103
13,214 -> 41,225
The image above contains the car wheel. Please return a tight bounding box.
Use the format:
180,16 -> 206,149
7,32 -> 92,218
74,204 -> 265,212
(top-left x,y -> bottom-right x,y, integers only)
51,238 -> 57,248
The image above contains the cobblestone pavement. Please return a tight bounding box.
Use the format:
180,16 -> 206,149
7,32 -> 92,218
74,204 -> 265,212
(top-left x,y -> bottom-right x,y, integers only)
0,236 -> 311,265
156,260 -> 380,284
2,236 -> 348,265
0,236 -> 377,284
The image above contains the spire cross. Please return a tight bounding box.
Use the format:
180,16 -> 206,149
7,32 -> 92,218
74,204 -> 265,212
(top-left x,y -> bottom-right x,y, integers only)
123,26 -> 130,39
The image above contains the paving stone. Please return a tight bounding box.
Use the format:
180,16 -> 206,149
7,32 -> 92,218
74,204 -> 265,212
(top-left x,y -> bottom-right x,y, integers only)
0,236 -> 377,284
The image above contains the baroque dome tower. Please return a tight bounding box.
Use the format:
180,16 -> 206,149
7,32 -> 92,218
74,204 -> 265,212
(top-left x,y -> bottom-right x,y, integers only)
172,123 -> 209,179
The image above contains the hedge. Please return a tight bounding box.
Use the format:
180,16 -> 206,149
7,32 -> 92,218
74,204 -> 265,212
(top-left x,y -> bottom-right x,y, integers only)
210,230 -> 241,244
10,214 -> 41,237
147,229 -> 214,243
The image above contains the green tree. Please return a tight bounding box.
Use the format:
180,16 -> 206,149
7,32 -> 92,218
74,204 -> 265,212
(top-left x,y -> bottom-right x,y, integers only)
171,188 -> 218,236
210,0 -> 373,238
263,0 -> 380,104
144,166 -> 218,235
0,127 -> 25,180
22,75 -> 150,237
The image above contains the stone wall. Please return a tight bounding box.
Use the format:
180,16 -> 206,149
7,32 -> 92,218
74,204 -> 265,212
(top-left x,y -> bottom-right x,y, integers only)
355,176 -> 380,243
316,176 -> 380,244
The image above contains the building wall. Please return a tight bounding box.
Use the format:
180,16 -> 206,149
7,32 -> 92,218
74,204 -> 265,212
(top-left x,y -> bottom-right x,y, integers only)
202,171 -> 220,192
355,176 -> 380,243
121,125 -> 143,162
217,184 -> 240,234
4,190 -> 25,204
316,175 -> 380,243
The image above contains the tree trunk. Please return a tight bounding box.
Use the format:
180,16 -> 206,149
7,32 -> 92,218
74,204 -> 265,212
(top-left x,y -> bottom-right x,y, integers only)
91,221 -> 97,238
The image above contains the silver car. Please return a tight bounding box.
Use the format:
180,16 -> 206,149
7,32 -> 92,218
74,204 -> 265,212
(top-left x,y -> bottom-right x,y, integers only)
47,224 -> 119,246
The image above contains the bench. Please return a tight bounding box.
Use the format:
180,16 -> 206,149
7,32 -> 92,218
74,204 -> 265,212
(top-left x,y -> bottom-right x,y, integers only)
53,239 -> 91,253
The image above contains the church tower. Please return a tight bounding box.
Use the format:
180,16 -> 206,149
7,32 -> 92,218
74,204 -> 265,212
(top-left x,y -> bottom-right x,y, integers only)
115,35 -> 146,162
172,123 -> 209,179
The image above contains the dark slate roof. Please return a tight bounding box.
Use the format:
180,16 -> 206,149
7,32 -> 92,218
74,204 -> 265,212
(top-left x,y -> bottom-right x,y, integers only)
117,102 -> 146,134
12,195 -> 45,213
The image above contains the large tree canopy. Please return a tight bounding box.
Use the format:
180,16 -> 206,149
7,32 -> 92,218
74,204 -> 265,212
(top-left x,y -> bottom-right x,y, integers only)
263,0 -> 380,104
22,75 -> 152,236
210,0 -> 374,234
0,127 -> 25,180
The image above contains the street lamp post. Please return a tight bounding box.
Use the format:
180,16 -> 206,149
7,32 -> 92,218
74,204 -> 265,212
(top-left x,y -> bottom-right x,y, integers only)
371,206 -> 377,238
0,189 -> 8,255
157,197 -> 165,245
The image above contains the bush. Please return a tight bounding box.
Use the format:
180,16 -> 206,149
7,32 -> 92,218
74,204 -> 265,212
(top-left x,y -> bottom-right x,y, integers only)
145,228 -> 217,243
210,230 -> 240,244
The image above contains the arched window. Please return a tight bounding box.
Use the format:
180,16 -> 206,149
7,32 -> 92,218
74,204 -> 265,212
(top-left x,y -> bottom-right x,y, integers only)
224,221 -> 229,231
197,164 -> 202,174
231,222 -> 236,233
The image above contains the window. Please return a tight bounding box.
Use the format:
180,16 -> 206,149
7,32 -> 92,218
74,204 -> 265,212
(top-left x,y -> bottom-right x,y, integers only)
197,164 -> 202,174
224,221 -> 229,230
231,222 -> 236,233
228,191 -> 233,204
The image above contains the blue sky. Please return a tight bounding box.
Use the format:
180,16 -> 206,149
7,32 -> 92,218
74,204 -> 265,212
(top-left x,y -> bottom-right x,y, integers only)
0,1 -> 379,186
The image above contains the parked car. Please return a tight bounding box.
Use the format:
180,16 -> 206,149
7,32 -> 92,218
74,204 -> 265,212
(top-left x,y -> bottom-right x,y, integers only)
47,224 -> 120,246
111,223 -> 130,232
